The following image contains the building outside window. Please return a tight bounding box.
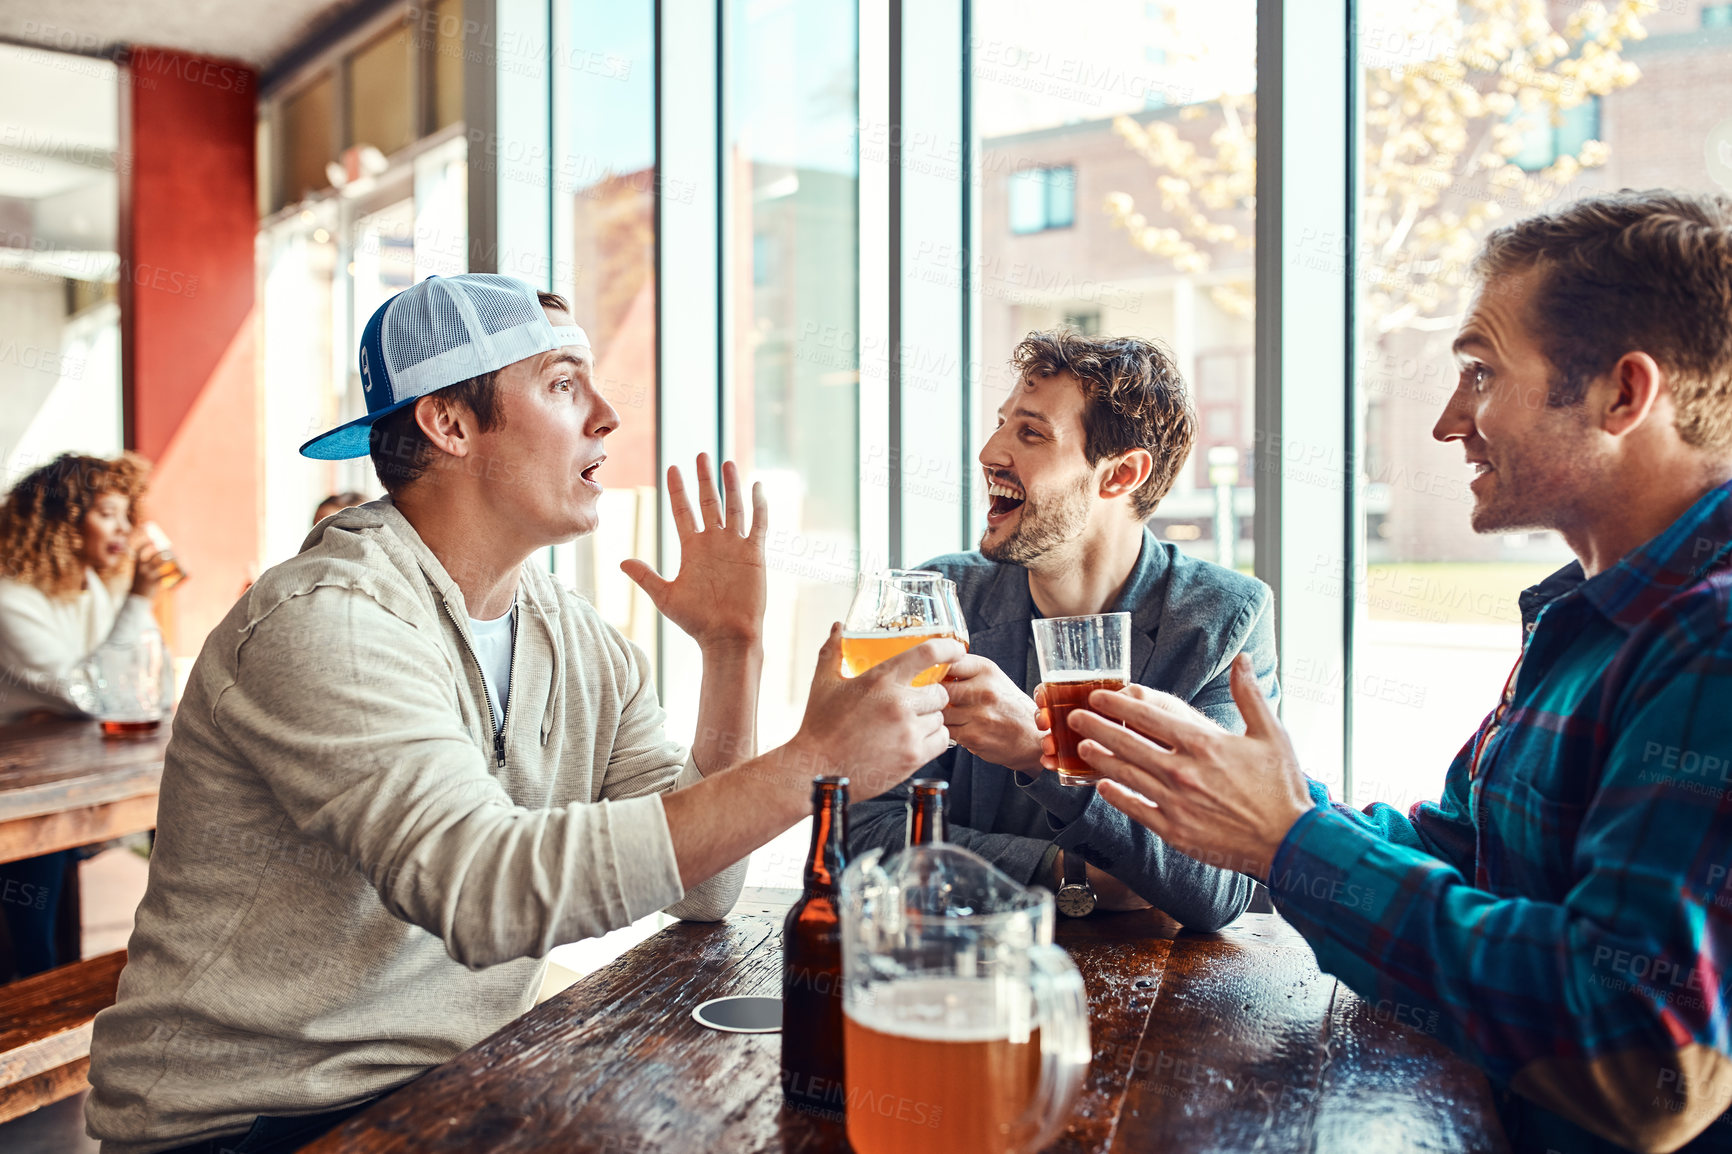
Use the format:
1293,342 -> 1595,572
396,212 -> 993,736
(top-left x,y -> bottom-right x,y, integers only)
1007,165 -> 1076,234
1511,97 -> 1601,173
727,0 -> 861,753
1348,0 -> 1732,806
974,0 -> 1257,570
548,0 -> 660,666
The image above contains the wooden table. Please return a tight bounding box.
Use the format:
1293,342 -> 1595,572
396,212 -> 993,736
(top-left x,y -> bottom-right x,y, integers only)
310,892 -> 1510,1153
0,718 -> 166,866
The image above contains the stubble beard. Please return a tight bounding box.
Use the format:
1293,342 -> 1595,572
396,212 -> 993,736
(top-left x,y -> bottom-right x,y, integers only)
1466,423 -> 1593,537
1470,486 -> 1559,536
979,471 -> 1094,565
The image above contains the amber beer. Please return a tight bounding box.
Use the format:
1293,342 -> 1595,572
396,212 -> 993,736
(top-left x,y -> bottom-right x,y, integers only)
905,779 -> 947,846
140,522 -> 188,591
840,631 -> 959,687
100,718 -> 161,737
782,776 -> 849,1116
844,979 -> 1042,1154
1043,675 -> 1126,785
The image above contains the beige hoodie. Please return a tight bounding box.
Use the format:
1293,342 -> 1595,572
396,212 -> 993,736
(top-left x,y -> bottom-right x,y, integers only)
86,499 -> 746,1153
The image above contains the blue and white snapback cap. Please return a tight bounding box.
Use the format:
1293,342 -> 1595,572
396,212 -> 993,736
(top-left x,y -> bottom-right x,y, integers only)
299,273 -> 591,460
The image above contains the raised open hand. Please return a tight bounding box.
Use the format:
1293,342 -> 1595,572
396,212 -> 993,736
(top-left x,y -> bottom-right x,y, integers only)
1068,655 -> 1312,880
621,454 -> 767,651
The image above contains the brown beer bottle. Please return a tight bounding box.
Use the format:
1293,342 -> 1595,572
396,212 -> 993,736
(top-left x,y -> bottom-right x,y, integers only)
905,778 -> 948,846
782,775 -> 849,1116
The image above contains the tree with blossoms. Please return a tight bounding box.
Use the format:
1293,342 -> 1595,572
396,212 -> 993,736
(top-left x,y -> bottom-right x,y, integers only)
1105,0 -> 1652,333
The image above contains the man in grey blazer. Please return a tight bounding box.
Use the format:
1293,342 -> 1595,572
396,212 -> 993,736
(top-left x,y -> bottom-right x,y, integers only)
848,328 -> 1278,928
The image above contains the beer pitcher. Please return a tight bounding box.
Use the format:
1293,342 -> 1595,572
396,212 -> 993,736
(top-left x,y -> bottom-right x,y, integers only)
839,844 -> 1090,1154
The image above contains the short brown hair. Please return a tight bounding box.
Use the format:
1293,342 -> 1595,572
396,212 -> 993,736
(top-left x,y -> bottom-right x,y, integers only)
368,290 -> 572,493
1472,190 -> 1732,451
1011,329 -> 1196,518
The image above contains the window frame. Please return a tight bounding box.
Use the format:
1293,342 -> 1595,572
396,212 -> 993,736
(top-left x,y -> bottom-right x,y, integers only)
254,0 -> 1370,788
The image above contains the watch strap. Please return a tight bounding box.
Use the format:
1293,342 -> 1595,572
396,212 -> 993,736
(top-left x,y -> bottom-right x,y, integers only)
1063,848 -> 1090,890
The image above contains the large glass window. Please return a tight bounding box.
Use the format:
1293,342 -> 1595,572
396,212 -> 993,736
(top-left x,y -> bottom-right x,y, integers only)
260,202 -> 342,564
0,44 -> 122,486
549,1 -> 660,661
281,74 -> 336,209
728,0 -> 861,746
1347,0 -> 1700,805
430,0 -> 466,131
972,0 -> 1257,569
259,4 -> 473,566
258,132 -> 466,567
349,20 -> 417,158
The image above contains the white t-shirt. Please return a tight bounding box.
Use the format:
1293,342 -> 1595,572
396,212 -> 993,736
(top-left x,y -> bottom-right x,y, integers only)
467,602 -> 515,735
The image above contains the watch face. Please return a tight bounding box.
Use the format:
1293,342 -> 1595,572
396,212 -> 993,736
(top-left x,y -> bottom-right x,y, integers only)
1056,885 -> 1096,918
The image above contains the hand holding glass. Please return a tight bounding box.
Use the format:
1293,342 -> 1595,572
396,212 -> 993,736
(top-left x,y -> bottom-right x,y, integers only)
841,570 -> 964,687
140,522 -> 188,590
1031,612 -> 1130,787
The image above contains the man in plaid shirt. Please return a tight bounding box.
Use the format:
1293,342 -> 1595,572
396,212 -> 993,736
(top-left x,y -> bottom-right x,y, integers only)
1046,189 -> 1732,1153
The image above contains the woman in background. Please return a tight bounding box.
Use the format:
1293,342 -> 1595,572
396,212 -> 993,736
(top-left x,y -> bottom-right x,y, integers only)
0,452 -> 167,978
313,490 -> 368,526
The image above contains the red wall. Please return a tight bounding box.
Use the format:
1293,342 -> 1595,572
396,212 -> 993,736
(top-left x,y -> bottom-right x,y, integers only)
122,48 -> 259,657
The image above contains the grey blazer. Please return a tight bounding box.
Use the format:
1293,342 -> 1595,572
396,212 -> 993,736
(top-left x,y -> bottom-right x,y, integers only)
846,530 -> 1278,931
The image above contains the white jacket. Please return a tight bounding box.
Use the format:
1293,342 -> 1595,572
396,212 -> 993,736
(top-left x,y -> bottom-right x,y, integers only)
87,499 -> 747,1153
0,570 -> 155,723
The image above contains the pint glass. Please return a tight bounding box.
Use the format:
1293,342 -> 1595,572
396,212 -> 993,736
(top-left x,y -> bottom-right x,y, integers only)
90,625 -> 172,736
140,521 -> 189,591
1031,612 -> 1130,786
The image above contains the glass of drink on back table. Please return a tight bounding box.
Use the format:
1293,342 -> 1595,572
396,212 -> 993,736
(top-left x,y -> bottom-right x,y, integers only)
1031,612 -> 1130,787
841,570 -> 963,686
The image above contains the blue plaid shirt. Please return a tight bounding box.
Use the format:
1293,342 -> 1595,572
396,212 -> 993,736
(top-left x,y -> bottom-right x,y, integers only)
1269,479 -> 1732,1153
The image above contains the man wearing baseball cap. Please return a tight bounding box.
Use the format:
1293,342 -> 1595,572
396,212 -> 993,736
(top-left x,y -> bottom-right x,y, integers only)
86,275 -> 960,1154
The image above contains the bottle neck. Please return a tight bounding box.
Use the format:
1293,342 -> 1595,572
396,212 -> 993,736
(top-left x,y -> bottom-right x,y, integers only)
907,783 -> 948,846
805,785 -> 847,891
909,799 -> 946,845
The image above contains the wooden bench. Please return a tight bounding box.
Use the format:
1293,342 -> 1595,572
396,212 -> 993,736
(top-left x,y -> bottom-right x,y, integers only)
0,949 -> 126,1123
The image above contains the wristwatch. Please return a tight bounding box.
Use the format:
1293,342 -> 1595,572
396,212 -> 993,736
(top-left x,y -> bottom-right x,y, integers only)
1055,848 -> 1097,918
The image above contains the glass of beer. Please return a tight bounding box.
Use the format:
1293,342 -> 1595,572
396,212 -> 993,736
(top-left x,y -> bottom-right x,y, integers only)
841,570 -> 962,687
841,844 -> 1090,1154
140,521 -> 189,591
91,628 -> 170,736
937,578 -> 969,651
1031,612 -> 1130,786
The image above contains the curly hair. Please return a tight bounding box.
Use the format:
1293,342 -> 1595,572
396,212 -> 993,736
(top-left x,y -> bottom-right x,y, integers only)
0,453 -> 151,598
1012,329 -> 1197,518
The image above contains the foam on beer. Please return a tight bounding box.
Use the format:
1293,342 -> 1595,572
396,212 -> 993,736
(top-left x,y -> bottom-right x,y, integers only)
1042,669 -> 1122,683
845,977 -> 1029,1042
